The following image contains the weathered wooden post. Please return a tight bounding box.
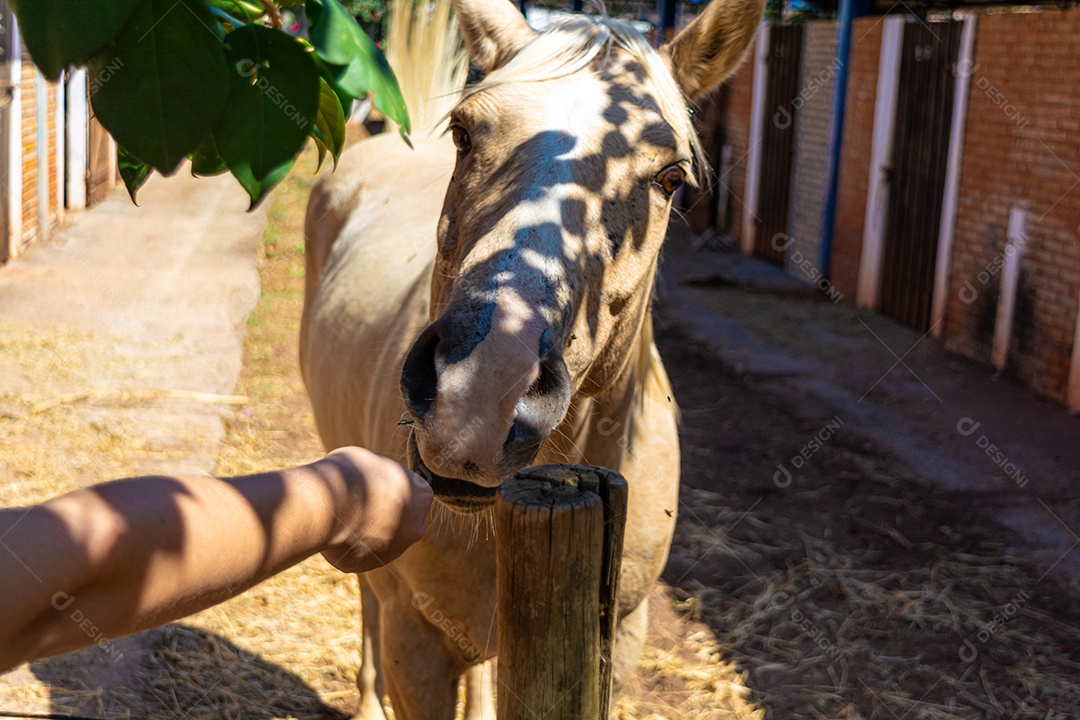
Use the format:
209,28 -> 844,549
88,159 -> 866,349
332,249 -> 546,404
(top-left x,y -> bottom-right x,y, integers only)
495,464 -> 628,720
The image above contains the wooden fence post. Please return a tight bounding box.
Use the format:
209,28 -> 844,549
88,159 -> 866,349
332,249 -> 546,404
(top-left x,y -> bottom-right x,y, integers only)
495,464 -> 628,720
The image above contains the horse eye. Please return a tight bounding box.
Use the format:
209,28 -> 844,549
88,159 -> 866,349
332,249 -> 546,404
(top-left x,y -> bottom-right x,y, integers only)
451,124 -> 471,154
657,166 -> 685,196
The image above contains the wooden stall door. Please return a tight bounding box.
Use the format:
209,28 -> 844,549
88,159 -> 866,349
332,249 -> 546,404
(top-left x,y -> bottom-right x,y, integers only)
754,23 -> 804,265
879,20 -> 962,331
87,112 -> 115,206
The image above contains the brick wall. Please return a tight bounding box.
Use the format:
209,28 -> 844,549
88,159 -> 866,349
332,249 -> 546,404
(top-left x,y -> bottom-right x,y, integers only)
828,17 -> 882,300
719,42 -> 756,244
786,20 -> 838,280
943,8 -> 1080,403
19,54 -> 39,252
47,80 -> 58,217
683,90 -> 727,234
8,46 -> 63,261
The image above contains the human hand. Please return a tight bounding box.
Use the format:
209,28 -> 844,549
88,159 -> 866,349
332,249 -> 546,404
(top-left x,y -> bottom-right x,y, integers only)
316,447 -> 433,574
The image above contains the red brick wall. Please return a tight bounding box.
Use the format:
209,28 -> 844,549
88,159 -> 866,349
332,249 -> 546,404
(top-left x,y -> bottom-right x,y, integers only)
828,17 -> 881,300
944,8 -> 1080,403
683,90 -> 726,233
20,55 -> 39,251
14,47 -> 61,257
47,81 -> 58,216
721,42 -> 755,244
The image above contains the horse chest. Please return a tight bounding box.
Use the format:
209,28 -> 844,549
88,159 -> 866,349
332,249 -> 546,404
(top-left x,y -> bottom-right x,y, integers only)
381,524 -> 501,660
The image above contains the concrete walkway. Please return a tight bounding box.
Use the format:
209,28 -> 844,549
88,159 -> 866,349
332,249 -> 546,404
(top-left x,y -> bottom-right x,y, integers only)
660,231 -> 1080,579
0,171 -> 267,478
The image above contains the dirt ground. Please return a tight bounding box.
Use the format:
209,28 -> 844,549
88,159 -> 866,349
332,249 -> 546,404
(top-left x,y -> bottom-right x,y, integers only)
652,229 -> 1080,718
2,141 -> 1080,720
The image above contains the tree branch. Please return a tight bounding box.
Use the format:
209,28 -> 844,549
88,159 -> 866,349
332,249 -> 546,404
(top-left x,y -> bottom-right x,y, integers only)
259,0 -> 284,29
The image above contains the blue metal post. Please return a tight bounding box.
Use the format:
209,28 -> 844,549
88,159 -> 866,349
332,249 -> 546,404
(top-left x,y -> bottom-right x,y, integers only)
657,0 -> 677,46
573,0 -> 584,11
818,0 -> 871,277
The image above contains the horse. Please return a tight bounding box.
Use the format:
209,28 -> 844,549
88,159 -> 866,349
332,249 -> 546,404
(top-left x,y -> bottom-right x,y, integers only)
299,0 -> 763,717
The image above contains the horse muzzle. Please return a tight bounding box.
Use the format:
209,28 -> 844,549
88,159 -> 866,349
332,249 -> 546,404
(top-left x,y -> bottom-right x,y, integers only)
408,431 -> 498,513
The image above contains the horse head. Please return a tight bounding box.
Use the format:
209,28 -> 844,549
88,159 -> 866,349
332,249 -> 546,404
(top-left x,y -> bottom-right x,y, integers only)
401,0 -> 763,511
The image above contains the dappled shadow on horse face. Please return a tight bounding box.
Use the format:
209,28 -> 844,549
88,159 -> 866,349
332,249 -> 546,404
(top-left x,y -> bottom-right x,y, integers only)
400,40 -> 693,504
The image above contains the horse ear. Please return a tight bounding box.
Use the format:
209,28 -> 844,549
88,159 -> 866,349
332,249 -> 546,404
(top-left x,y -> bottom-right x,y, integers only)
453,0 -> 537,74
661,0 -> 764,101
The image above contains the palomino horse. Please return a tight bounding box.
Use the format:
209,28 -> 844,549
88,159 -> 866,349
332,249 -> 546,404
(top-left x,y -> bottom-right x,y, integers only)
300,0 -> 763,717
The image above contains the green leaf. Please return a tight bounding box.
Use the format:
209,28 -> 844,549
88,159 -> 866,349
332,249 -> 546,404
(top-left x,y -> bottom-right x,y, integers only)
217,24 -> 320,208
313,55 -> 357,120
228,155 -> 299,209
88,0 -> 233,175
117,145 -> 153,204
307,0 -> 367,66
311,133 -> 329,172
9,0 -> 140,80
306,0 -> 410,134
313,78 -> 347,168
209,0 -> 266,17
190,134 -> 229,177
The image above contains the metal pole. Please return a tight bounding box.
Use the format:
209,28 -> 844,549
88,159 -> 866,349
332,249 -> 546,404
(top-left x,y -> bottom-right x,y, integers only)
818,0 -> 871,277
657,0 -> 677,47
573,0 -> 584,11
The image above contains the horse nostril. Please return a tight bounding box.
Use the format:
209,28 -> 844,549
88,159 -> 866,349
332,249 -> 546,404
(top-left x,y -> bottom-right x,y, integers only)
401,324 -> 442,419
527,350 -> 569,400
504,351 -> 572,451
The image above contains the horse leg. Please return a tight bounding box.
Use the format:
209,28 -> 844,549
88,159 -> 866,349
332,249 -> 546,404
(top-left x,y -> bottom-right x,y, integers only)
381,588 -> 460,720
611,596 -> 649,701
462,662 -> 496,720
356,579 -> 387,720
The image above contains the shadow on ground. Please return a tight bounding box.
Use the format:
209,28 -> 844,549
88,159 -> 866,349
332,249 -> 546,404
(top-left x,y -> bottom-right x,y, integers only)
30,624 -> 348,720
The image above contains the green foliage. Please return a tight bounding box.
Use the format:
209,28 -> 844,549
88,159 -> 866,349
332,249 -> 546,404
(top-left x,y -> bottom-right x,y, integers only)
341,0 -> 390,25
88,0 -> 232,175
10,0 -> 410,208
307,0 -> 409,136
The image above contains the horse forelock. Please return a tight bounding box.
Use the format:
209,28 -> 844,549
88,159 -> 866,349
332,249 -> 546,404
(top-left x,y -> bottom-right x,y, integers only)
458,15 -> 703,182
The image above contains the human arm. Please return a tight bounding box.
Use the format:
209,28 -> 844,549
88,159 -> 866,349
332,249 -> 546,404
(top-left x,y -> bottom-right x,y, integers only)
0,447 -> 431,672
